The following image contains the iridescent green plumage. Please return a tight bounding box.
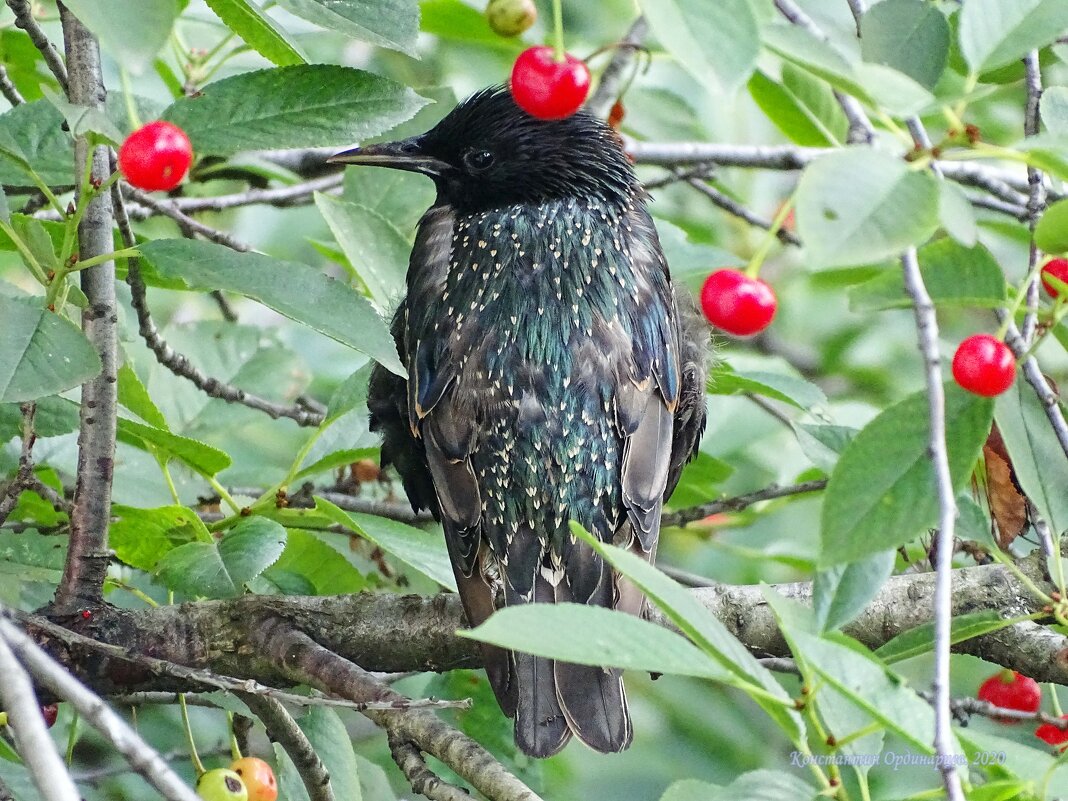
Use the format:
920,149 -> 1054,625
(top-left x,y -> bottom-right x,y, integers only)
339,87 -> 708,757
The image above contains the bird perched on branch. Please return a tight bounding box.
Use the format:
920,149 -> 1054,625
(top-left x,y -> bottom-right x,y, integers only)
332,86 -> 707,757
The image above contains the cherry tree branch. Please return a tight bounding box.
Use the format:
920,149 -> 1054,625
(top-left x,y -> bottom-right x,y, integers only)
252,617 -> 544,801
238,693 -> 336,801
0,64 -> 24,106
5,0 -> 68,92
899,245 -> 964,800
585,16 -> 648,118
0,403 -> 36,527
1022,51 -> 1046,346
0,621 -> 80,801
52,6 -> 117,612
0,613 -> 202,801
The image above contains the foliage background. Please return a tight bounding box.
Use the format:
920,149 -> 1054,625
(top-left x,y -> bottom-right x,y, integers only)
1,0 -> 1068,800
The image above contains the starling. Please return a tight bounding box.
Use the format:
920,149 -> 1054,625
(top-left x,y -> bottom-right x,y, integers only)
332,87 -> 708,757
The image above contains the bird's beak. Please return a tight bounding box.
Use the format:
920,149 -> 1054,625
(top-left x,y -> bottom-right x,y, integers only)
328,136 -> 450,177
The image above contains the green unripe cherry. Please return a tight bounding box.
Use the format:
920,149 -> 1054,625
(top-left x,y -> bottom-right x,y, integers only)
486,0 -> 536,37
196,768 -> 248,801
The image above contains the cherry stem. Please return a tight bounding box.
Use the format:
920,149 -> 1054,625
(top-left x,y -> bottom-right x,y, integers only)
179,692 -> 205,777
744,192 -> 796,279
227,711 -> 242,761
996,258 -> 1047,343
551,0 -> 564,62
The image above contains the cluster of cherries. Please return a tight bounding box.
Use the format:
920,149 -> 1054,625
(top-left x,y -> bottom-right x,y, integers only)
977,669 -> 1068,749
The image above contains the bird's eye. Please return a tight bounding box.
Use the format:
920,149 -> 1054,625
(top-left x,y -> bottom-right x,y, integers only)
463,149 -> 495,172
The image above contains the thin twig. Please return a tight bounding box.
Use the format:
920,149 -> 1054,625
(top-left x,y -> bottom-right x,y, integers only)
918,692 -> 1068,730
110,174 -> 326,428
0,619 -> 80,801
585,16 -> 648,118
899,246 -> 965,801
772,0 -> 874,143
845,0 -> 865,34
0,403 -> 37,527
1022,51 -> 1046,345
238,693 -> 336,801
998,318 -> 1068,460
0,64 -> 25,105
5,0 -> 67,92
685,177 -> 801,246
123,185 -> 250,251
141,174 -> 343,216
53,8 -> 117,611
661,479 -> 828,528
0,614 -> 202,801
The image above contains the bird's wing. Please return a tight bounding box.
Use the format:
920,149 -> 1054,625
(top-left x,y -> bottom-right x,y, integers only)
616,203 -> 683,553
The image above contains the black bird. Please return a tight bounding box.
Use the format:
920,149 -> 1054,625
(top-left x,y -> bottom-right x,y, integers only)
332,87 -> 708,757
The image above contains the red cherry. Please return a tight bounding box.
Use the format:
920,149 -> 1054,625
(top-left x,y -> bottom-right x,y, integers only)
230,757 -> 277,801
699,269 -> 777,336
41,703 -> 58,728
80,609 -> 91,619
510,46 -> 590,120
952,334 -> 1015,397
118,121 -> 193,191
1035,714 -> 1068,749
977,670 -> 1041,721
1041,257 -> 1068,298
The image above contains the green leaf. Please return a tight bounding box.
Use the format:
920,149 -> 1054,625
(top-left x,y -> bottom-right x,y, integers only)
110,504 -> 212,572
265,529 -> 366,595
342,165 -> 435,232
0,396 -> 79,441
1040,86 -> 1068,135
874,610 -> 1011,663
995,379 -> 1068,536
116,417 -> 232,476
465,603 -> 731,680
639,0 -> 760,94
315,193 -> 409,309
794,423 -> 856,473
12,215 -> 60,273
0,529 -> 66,609
939,180 -> 979,247
661,771 -> 817,801
418,0 -> 515,48
162,66 -> 427,157
763,24 -> 871,104
748,69 -> 844,147
204,0 -> 307,66
40,86 -> 124,144
61,0 -> 179,74
117,361 -> 168,429
852,62 -> 935,116
1035,197 -> 1068,254
138,239 -> 403,376
708,366 -> 826,409
0,100 -> 72,186
813,549 -> 895,632
860,0 -> 950,89
315,497 -> 456,590
666,451 -> 734,508
790,629 -> 941,754
959,0 -> 1068,72
820,383 -> 994,564
570,526 -> 804,742
847,239 -> 1007,312
326,366 -> 372,422
276,0 -> 418,56
0,295 -> 102,403
295,707 -> 362,801
796,148 -> 940,269
156,516 -> 287,598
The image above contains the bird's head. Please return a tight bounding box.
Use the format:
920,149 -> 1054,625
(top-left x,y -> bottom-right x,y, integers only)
330,86 -> 638,213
